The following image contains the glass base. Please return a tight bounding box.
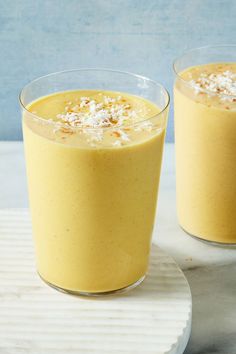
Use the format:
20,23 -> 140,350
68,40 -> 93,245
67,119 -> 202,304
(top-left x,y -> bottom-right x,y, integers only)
38,273 -> 146,297
180,225 -> 236,248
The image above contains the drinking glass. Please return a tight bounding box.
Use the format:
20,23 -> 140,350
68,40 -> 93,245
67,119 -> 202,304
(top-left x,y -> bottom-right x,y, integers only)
20,69 -> 169,295
174,45 -> 236,245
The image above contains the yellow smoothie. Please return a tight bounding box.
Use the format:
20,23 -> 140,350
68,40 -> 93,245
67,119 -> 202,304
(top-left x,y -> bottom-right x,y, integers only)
174,63 -> 236,244
23,90 -> 167,293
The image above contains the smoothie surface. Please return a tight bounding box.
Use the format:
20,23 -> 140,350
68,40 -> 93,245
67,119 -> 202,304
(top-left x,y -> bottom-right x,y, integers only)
26,90 -> 162,148
177,62 -> 236,110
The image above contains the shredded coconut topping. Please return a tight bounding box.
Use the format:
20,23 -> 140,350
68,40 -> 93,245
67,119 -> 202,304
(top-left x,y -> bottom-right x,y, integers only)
189,70 -> 236,101
53,93 -> 155,146
56,95 -> 138,129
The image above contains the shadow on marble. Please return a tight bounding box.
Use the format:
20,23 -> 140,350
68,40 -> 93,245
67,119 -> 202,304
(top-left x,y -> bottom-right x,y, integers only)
184,263 -> 236,354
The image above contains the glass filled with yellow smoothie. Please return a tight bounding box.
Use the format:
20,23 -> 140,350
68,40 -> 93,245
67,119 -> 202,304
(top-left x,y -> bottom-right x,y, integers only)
174,45 -> 236,245
20,69 -> 169,295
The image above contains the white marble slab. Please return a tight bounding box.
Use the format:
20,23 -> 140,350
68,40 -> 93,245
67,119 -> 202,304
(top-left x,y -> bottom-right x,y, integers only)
0,210 -> 192,354
0,141 -> 235,354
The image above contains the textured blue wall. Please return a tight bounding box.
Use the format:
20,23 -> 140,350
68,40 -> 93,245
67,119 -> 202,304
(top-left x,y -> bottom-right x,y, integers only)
0,0 -> 235,141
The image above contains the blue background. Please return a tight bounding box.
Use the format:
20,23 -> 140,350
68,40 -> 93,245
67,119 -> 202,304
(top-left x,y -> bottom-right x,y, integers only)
0,0 -> 235,141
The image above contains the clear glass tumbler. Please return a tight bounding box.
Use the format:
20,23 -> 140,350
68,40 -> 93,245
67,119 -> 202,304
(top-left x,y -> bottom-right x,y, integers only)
20,69 -> 169,295
174,45 -> 236,245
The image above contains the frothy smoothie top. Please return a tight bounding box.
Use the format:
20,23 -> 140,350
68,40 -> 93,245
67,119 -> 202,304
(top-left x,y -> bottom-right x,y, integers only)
28,90 -> 158,127
178,63 -> 236,109
189,70 -> 236,99
27,90 -> 161,147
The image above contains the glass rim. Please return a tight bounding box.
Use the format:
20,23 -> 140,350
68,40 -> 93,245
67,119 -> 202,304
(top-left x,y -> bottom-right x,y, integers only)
19,68 -> 170,131
173,44 -> 236,99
